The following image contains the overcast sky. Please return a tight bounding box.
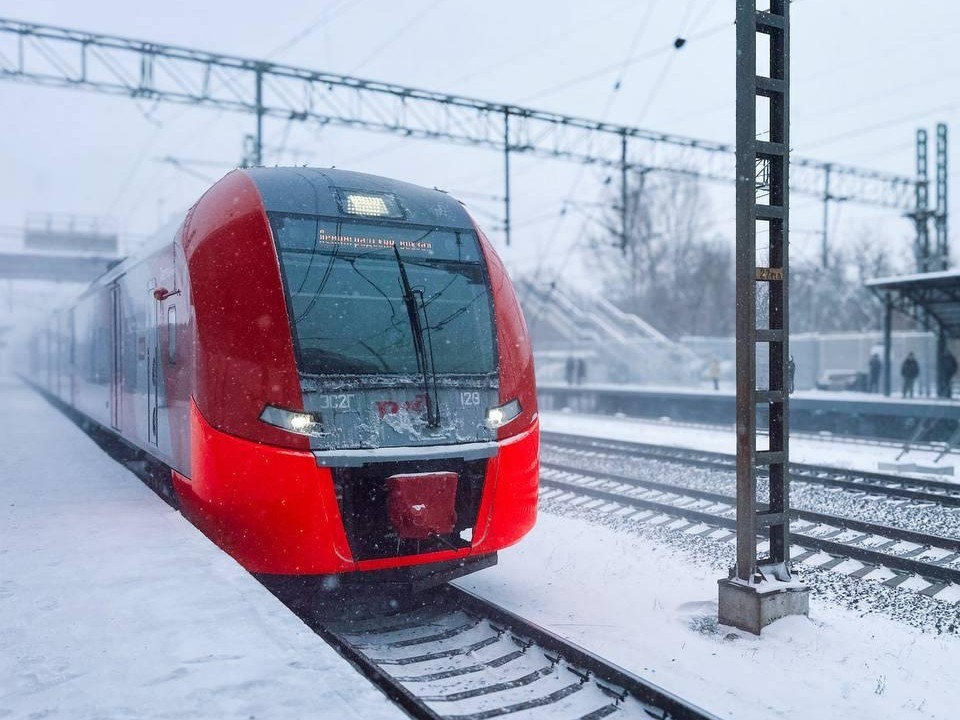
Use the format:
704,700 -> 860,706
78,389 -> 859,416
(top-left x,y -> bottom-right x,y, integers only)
2,0 -> 959,286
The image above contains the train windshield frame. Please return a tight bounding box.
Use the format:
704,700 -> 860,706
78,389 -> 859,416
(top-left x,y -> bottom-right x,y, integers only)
268,212 -> 498,378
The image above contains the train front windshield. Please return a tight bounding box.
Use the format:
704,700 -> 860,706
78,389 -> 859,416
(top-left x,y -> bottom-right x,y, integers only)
269,213 -> 497,376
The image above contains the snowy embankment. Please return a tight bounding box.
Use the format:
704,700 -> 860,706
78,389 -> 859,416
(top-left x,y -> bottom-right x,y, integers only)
0,377 -> 404,720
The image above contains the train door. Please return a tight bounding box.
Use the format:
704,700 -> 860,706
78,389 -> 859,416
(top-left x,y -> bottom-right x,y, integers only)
147,280 -> 159,446
110,283 -> 122,431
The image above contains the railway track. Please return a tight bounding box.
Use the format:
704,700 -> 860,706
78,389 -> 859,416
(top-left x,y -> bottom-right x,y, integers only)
270,583 -> 719,720
539,462 -> 960,597
38,383 -> 719,719
542,431 -> 960,509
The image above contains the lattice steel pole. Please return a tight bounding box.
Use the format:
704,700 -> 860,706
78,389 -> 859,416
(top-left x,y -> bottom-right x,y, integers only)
911,129 -> 932,272
719,0 -> 808,635
254,64 -> 264,166
936,123 -> 948,270
821,164 -> 831,269
504,109 -> 512,247
621,131 -> 629,253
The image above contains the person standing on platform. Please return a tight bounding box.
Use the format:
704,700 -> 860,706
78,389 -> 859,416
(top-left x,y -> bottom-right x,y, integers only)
943,350 -> 958,399
564,356 -> 575,386
901,352 -> 919,398
788,355 -> 796,394
868,353 -> 882,393
576,357 -> 587,385
709,358 -> 721,391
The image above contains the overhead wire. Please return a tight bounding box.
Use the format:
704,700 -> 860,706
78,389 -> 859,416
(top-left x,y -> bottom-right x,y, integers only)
108,2 -> 361,230
520,19 -> 729,104
800,101 -> 960,152
264,0 -> 359,60
662,6 -> 960,138
444,0 -> 638,87
349,0 -> 445,74
522,2 -> 698,332
525,2 -> 659,285
636,0 -> 706,125
530,0 -> 708,303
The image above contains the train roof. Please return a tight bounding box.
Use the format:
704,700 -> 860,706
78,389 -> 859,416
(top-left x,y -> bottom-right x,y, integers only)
243,167 -> 476,230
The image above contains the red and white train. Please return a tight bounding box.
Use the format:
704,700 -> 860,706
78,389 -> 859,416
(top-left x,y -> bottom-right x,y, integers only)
29,167 -> 539,584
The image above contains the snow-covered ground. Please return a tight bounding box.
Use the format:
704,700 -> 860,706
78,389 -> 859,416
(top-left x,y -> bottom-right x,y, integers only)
0,377 -> 405,720
3,378 -> 958,720
459,509 -> 960,720
454,410 -> 960,719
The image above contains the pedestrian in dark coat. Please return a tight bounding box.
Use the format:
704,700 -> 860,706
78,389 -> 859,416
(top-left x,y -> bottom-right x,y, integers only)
868,353 -> 882,393
943,350 -> 958,399
787,355 -> 796,394
565,356 -> 575,385
576,357 -> 587,385
901,352 -> 920,399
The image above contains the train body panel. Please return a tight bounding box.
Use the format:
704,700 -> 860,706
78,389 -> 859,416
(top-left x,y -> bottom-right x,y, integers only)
29,167 -> 539,582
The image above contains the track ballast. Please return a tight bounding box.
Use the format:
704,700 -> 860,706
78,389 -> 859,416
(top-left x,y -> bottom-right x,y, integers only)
542,431 -> 960,508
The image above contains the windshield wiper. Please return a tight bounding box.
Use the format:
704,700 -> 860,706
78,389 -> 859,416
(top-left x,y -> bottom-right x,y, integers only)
393,244 -> 441,428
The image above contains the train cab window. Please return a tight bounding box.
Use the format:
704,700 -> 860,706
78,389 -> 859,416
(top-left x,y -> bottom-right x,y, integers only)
167,306 -> 177,363
269,213 -> 497,377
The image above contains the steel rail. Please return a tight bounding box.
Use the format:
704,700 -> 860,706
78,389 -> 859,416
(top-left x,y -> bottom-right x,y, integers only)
540,467 -> 960,586
542,431 -> 960,507
445,586 -> 721,720
541,461 -> 960,553
310,621 -> 445,720
281,584 -> 723,720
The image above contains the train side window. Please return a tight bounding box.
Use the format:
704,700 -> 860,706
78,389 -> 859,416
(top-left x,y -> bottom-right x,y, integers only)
167,306 -> 177,364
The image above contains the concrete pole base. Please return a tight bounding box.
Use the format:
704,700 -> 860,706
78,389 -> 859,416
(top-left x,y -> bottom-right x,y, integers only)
717,577 -> 810,635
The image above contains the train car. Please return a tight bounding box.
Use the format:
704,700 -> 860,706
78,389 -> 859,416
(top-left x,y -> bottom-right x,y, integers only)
29,167 -> 539,586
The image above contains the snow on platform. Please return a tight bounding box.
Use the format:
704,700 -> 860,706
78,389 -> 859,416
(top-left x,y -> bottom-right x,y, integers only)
0,377 -> 404,720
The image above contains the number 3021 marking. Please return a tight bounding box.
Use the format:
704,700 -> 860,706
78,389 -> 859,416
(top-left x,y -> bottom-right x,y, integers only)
317,394 -> 351,410
460,391 -> 481,406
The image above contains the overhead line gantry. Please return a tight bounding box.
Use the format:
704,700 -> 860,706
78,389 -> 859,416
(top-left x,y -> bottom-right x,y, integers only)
0,17 -> 919,247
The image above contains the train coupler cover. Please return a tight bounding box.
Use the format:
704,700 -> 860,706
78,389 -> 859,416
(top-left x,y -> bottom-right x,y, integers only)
387,471 -> 458,539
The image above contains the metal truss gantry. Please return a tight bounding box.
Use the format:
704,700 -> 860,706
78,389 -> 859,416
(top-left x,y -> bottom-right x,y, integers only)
0,17 -> 919,247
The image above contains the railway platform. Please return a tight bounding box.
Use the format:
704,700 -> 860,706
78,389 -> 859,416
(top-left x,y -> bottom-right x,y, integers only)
0,376 -> 404,720
539,382 -> 960,449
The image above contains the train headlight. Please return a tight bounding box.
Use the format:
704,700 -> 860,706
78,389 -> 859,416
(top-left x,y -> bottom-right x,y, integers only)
484,399 -> 522,429
336,189 -> 405,219
259,405 -> 328,437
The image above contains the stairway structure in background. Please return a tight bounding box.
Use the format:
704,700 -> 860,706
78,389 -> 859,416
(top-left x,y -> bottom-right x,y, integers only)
517,279 -> 700,386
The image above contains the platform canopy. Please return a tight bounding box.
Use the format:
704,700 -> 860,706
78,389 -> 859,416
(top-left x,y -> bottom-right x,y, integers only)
864,269 -> 960,397
866,269 -> 960,339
